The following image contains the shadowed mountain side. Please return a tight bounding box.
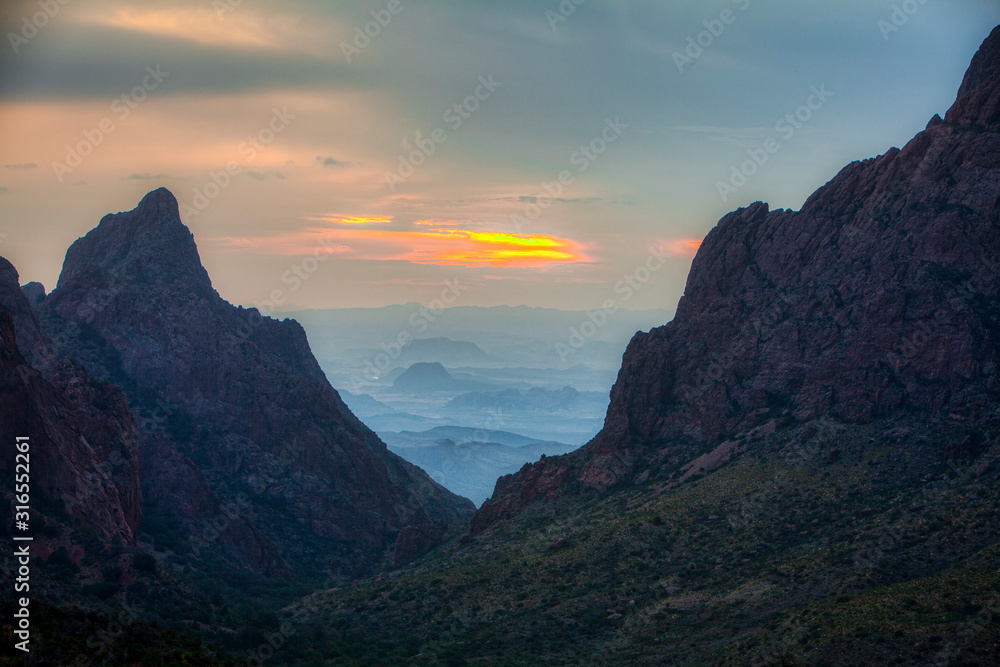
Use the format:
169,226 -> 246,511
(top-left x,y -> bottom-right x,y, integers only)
0,258 -> 140,547
472,26 -> 1000,535
36,188 -> 473,577
383,427 -> 578,506
390,361 -> 501,394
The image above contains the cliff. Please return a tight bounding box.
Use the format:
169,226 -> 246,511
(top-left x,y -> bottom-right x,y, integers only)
38,188 -> 473,576
472,26 -> 1000,533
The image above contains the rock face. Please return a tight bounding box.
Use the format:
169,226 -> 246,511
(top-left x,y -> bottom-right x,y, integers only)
473,26 -> 1000,533
38,188 -> 473,576
0,258 -> 141,546
392,362 -> 462,393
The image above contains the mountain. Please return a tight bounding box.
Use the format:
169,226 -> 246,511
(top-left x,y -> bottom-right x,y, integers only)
381,427 -> 580,506
341,391 -> 398,417
472,26 -> 1000,533
384,426 -> 560,448
387,436 -> 578,507
392,337 -> 492,366
35,188 -> 473,579
271,27 -> 1000,666
0,258 -> 141,546
290,304 -> 672,379
389,361 -> 500,394
444,386 -> 608,416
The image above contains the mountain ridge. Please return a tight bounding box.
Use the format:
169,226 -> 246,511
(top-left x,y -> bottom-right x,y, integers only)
35,188 -> 474,577
472,24 -> 1000,534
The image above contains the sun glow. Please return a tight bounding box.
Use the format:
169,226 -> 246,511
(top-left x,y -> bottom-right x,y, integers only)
211,222 -> 584,267
315,215 -> 393,225
393,229 -> 580,266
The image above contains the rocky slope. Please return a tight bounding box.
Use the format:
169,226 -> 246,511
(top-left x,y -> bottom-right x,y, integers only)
0,258 -> 141,546
36,188 -> 473,577
473,25 -> 1000,533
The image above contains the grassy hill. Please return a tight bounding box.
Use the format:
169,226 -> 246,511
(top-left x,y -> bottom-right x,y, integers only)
277,415 -> 1000,665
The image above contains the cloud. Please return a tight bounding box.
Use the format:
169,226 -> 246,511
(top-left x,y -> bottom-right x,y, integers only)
313,215 -> 392,226
674,125 -> 778,148
0,23 -> 364,101
515,195 -> 601,205
4,163 -> 36,169
660,238 -> 702,257
387,229 -> 583,267
244,170 -> 286,181
316,156 -> 349,168
209,227 -> 351,257
74,5 -> 332,54
0,187 -> 8,194
126,172 -> 170,180
210,222 -> 586,267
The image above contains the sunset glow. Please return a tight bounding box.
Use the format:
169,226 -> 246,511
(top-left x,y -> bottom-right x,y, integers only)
316,216 -> 393,226
77,7 -> 306,52
3,0 -> 982,310
212,225 -> 583,267
663,239 -> 703,257
391,229 -> 582,266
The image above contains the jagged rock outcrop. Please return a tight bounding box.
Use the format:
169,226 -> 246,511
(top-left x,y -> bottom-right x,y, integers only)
0,258 -> 141,545
472,26 -> 1000,534
37,189 -> 473,575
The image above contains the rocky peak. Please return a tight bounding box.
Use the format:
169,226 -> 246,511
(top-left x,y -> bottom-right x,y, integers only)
0,257 -> 53,372
471,25 -> 1000,534
21,281 -> 45,307
39,189 -> 474,576
0,257 -> 141,546
946,25 -> 1000,127
59,187 -> 213,295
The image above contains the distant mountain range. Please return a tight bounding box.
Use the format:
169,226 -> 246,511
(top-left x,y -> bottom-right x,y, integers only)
4,23 -> 999,667
389,361 -> 502,394
444,386 -> 608,416
291,26 -> 1000,665
474,25 -> 1000,532
381,427 -> 578,506
292,303 -> 673,383
0,189 -> 472,588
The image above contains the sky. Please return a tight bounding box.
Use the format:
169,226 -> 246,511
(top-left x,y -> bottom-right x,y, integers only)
0,0 -> 997,312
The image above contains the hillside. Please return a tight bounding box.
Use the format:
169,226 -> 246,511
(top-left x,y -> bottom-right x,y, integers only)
473,24 -> 1000,533
29,188 -> 473,581
278,26 -> 1000,666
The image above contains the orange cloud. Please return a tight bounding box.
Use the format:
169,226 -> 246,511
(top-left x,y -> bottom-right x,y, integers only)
662,238 -> 702,256
210,223 -> 584,267
76,7 -> 325,54
385,229 -> 581,266
313,215 -> 393,225
209,227 -> 351,256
